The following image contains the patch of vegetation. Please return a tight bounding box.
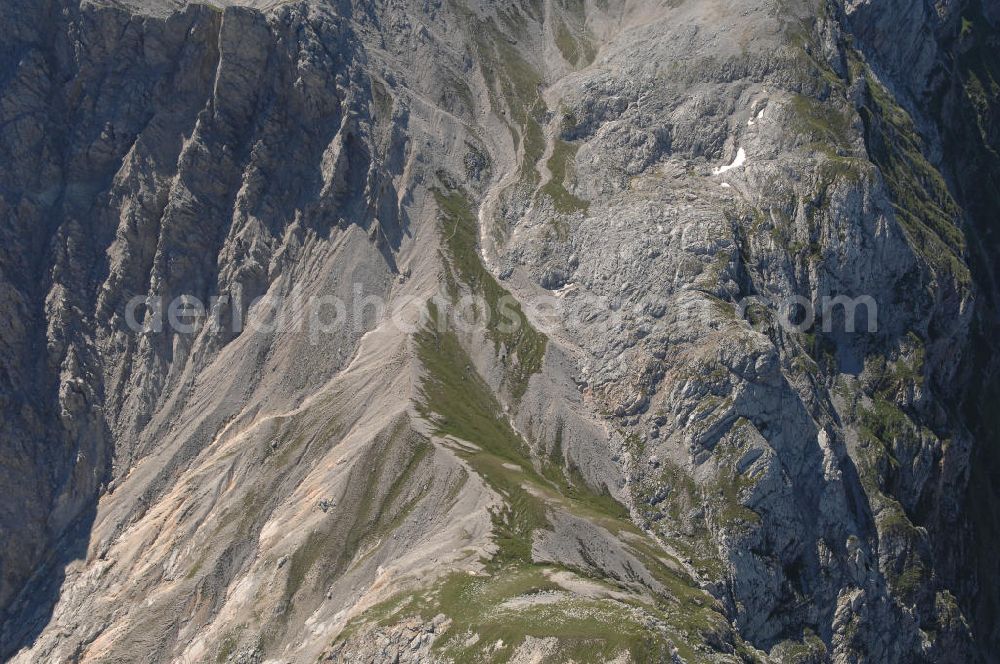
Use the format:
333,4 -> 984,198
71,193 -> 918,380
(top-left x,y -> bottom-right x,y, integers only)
284,530 -> 332,605
784,8 -> 850,94
340,537 -> 739,663
539,420 -> 630,522
282,423 -> 433,607
369,77 -> 393,122
215,629 -> 240,664
343,563 -> 680,663
791,93 -> 852,150
847,361 -> 937,608
706,427 -> 764,526
416,302 -> 554,562
433,565 -> 675,661
956,6 -> 1000,158
874,500 -> 928,603
404,302 -> 750,661
552,0 -> 597,67
632,418 -> 768,584
632,459 -> 729,582
539,139 -> 588,214
555,19 -> 580,65
771,627 -> 828,662
857,61 -> 971,285
266,408 -> 343,468
433,188 -> 547,400
465,14 -> 546,186
961,15 -> 974,40
270,429 -> 308,467
376,440 -> 434,535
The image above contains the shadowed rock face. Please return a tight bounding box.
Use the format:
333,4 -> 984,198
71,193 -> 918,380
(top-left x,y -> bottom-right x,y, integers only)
0,0 -> 997,662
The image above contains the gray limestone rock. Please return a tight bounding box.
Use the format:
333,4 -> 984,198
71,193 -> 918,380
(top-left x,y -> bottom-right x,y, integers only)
0,0 -> 997,662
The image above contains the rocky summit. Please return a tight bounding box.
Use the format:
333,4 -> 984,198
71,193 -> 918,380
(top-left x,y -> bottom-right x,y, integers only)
1,0 -> 999,662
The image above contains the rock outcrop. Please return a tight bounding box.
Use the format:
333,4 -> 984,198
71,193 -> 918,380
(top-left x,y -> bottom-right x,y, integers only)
0,0 -> 997,662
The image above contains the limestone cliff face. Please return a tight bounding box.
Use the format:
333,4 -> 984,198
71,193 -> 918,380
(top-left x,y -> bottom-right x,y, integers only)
0,0 -> 997,662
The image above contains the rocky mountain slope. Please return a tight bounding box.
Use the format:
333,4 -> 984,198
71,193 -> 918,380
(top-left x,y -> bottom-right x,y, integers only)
0,0 -> 998,662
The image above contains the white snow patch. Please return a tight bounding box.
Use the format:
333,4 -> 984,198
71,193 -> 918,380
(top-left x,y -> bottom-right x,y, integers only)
713,147 -> 747,176
720,182 -> 732,188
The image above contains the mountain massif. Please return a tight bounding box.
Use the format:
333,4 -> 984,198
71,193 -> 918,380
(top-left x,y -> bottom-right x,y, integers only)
1,0 -> 999,661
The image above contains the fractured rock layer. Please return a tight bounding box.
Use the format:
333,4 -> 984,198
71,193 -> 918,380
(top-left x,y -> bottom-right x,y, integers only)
0,0 -> 998,662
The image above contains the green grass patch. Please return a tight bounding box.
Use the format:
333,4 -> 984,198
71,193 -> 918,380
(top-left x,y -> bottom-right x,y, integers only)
458,10 -> 548,190
539,139 -> 588,214
215,628 -> 240,663
415,301 -> 636,548
791,93 -> 852,149
554,19 -> 581,65
350,317 -> 750,658
415,304 -> 549,565
433,188 -> 547,400
434,575 -> 675,662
